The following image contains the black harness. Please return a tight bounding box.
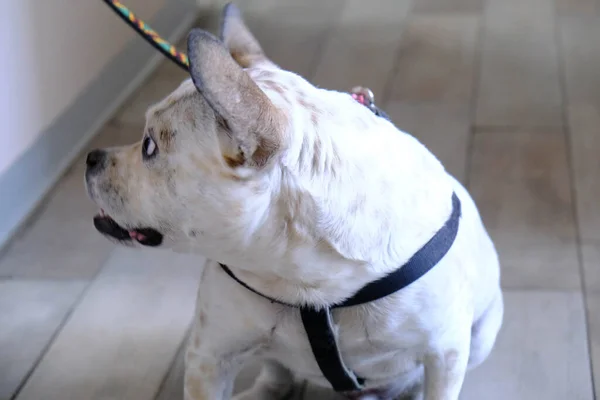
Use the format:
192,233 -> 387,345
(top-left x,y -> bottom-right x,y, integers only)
220,88 -> 462,393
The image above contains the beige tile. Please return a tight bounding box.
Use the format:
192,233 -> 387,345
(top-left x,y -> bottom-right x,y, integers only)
192,4 -> 223,37
238,0 -> 346,79
88,121 -> 145,149
413,0 -> 484,14
386,103 -> 470,183
311,0 -> 412,96
114,71 -> 187,126
475,0 -> 563,127
586,293 -> 600,399
581,242 -> 600,293
15,247 -> 203,400
568,105 -> 600,243
469,130 -> 580,290
387,15 -> 479,105
154,337 -> 186,400
562,21 -> 600,297
556,0 -> 599,15
560,18 -> 600,106
0,281 -> 86,399
0,124 -> 145,280
0,188 -> 113,281
461,291 -> 594,400
114,13 -> 210,128
152,59 -> 190,88
156,11 -> 222,83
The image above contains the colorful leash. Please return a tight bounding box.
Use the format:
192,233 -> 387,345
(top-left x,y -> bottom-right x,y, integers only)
103,0 -> 190,71
102,0 -> 389,119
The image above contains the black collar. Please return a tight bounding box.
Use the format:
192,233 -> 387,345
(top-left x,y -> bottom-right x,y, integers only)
219,192 -> 461,393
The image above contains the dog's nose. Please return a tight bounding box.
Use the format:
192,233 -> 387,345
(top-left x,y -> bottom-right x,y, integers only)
86,149 -> 107,175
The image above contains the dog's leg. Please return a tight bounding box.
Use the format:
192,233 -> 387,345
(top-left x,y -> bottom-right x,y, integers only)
233,360 -> 295,400
422,341 -> 470,400
468,291 -> 503,369
184,313 -> 265,400
184,351 -> 239,400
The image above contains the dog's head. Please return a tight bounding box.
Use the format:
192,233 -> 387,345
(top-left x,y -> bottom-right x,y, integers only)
85,3 -> 447,276
86,4 -> 290,252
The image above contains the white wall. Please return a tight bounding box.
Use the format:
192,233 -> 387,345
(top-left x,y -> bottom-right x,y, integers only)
0,0 -> 167,175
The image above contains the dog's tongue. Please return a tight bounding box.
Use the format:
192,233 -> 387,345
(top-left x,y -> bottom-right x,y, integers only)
129,230 -> 146,241
129,227 -> 163,246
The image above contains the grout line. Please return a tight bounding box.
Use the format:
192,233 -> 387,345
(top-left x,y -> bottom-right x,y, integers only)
8,269 -> 106,400
0,183 -> 69,264
305,0 -> 349,82
553,7 -> 598,397
464,0 -> 487,189
152,324 -> 192,400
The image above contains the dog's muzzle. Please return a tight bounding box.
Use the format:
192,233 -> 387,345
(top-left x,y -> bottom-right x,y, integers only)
85,149 -> 164,247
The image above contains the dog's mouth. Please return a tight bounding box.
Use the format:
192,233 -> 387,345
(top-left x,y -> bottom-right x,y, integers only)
93,210 -> 163,247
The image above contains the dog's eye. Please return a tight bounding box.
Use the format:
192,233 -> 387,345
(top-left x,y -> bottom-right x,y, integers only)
142,136 -> 157,159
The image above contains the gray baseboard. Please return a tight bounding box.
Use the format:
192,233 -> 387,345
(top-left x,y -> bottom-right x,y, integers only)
0,1 -> 199,251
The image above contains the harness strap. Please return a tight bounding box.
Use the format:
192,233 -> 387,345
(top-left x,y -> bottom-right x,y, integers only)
218,192 -> 461,393
220,263 -> 294,307
300,308 -> 366,392
333,192 -> 461,308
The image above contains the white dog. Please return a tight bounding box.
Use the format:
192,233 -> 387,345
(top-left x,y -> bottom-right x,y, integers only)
85,4 -> 503,400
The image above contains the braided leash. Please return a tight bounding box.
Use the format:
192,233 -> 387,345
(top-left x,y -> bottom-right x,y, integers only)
102,0 -> 387,118
103,0 -> 189,71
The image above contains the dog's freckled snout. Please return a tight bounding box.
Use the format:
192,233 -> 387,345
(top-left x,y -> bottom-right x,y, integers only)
86,149 -> 107,175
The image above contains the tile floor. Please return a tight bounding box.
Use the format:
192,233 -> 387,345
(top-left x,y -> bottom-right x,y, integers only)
1,0 -> 599,399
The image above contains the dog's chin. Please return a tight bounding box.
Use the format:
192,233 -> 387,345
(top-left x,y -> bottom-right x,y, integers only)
93,211 -> 163,247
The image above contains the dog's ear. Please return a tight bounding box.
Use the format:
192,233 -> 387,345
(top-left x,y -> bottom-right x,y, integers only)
219,3 -> 269,68
187,29 -> 285,168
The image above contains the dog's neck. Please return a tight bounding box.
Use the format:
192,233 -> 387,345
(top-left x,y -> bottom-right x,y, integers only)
209,86 -> 454,306
165,69 -> 454,306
